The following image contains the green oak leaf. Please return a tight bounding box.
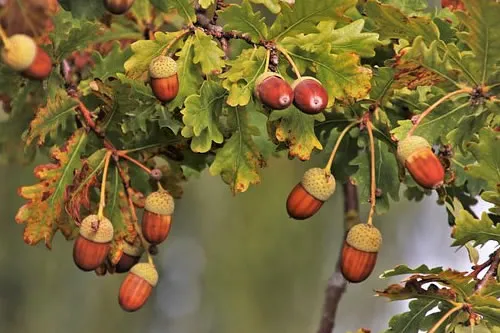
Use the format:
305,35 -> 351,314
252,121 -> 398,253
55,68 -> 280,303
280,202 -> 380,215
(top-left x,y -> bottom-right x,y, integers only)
199,0 -> 215,8
380,264 -> 443,278
193,30 -> 226,75
181,81 -> 227,153
469,295 -> 500,326
370,67 -> 396,104
149,0 -> 196,23
384,299 -> 440,333
249,0 -> 281,14
219,1 -> 268,43
452,210 -> 500,247
58,0 -> 106,19
466,128 -> 500,191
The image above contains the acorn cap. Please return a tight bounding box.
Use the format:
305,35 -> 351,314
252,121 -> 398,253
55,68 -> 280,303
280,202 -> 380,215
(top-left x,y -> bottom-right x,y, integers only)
144,190 -> 175,215
346,224 -> 382,253
1,34 -> 37,71
122,241 -> 144,257
79,214 -> 114,243
291,76 -> 323,90
149,56 -> 177,79
397,135 -> 431,164
300,168 -> 336,202
130,263 -> 159,287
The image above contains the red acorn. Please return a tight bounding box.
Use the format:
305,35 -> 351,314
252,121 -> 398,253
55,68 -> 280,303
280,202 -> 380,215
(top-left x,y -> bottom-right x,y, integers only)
397,136 -> 445,189
1,34 -> 52,80
254,72 -> 294,110
149,56 -> 179,103
291,76 -> 328,114
286,168 -> 336,220
104,0 -> 135,14
141,189 -> 174,245
119,263 -> 158,312
341,224 -> 382,283
115,241 -> 144,273
73,215 -> 114,271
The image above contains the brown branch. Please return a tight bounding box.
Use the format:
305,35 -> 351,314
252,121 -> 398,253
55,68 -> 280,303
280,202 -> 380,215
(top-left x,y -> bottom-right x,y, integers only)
317,182 -> 359,333
474,249 -> 500,291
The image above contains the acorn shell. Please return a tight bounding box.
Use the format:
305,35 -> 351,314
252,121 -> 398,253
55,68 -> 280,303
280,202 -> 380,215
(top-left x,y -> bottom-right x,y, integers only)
291,76 -> 328,114
141,211 -> 172,245
286,183 -> 324,220
341,243 -> 378,283
104,0 -> 135,15
23,46 -> 52,80
396,135 -> 431,164
130,263 -> 159,286
254,72 -> 294,110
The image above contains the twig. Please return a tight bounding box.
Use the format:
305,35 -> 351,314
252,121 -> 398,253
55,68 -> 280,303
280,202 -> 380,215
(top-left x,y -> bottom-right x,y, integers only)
160,29 -> 190,57
117,152 -> 153,175
316,183 -> 358,333
474,249 -> 500,291
469,256 -> 494,279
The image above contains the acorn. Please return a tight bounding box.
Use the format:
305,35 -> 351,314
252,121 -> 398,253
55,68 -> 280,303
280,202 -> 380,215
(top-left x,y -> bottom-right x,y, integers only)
286,168 -> 336,220
1,34 -> 52,80
104,0 -> 135,14
73,215 -> 114,271
291,76 -> 328,114
254,72 -> 294,110
149,56 -> 179,103
397,135 -> 445,189
341,223 -> 382,283
141,189 -> 174,245
115,241 -> 144,273
119,263 -> 158,312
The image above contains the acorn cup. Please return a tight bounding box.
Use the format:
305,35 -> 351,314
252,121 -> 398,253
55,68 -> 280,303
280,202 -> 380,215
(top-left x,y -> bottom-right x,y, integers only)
73,215 -> 114,272
397,135 -> 445,189
119,263 -> 158,312
254,72 -> 294,110
104,0 -> 135,15
149,56 -> 179,103
286,168 -> 336,220
141,189 -> 175,245
291,76 -> 328,114
341,224 -> 382,283
1,34 -> 52,80
115,241 -> 144,273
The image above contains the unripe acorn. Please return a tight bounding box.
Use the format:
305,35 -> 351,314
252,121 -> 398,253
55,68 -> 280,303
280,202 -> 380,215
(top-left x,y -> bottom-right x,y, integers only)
254,72 -> 294,110
341,224 -> 382,283
1,34 -> 52,80
397,136 -> 445,189
104,0 -> 135,15
149,56 -> 179,103
73,215 -> 114,271
141,189 -> 175,245
119,263 -> 158,312
291,76 -> 328,114
286,168 -> 336,220
115,241 -> 144,273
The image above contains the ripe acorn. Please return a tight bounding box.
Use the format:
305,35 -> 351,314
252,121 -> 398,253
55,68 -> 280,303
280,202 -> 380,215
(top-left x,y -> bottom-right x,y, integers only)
119,263 -> 158,312
341,223 -> 382,283
286,168 -> 336,220
149,56 -> 179,103
141,189 -> 175,245
73,215 -> 114,271
291,76 -> 328,114
254,72 -> 294,110
397,135 -> 445,189
1,34 -> 52,80
115,241 -> 144,273
104,0 -> 135,14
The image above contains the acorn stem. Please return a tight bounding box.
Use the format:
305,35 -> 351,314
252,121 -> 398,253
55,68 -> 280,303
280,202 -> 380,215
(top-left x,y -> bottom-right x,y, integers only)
366,120 -> 376,226
118,152 -> 153,175
0,26 -> 11,50
325,121 -> 360,172
160,29 -> 191,57
157,181 -> 165,191
277,45 -> 301,79
97,151 -> 113,219
264,48 -> 270,71
407,88 -> 471,136
428,304 -> 463,333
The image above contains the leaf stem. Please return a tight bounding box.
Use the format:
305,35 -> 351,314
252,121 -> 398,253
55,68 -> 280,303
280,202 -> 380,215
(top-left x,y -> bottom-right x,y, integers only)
366,120 -> 377,226
428,304 -> 463,333
118,152 -> 153,175
325,121 -> 360,172
407,88 -> 471,136
0,26 -> 11,50
97,151 -> 113,220
161,29 -> 191,57
277,45 -> 301,79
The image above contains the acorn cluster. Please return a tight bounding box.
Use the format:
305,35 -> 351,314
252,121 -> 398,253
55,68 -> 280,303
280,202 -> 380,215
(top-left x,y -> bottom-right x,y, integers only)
72,188 -> 175,312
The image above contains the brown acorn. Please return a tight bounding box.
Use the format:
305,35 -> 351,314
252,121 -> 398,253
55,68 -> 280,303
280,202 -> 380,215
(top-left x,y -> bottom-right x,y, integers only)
291,76 -> 328,114
149,56 -> 179,103
73,215 -> 114,271
104,0 -> 135,14
1,34 -> 52,80
119,263 -> 158,312
397,135 -> 445,189
141,189 -> 174,245
341,224 -> 382,283
286,168 -> 336,220
115,241 -> 144,273
254,72 -> 294,110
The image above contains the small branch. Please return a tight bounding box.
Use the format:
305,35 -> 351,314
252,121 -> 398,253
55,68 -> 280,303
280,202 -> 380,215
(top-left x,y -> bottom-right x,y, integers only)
469,256 -> 494,279
161,29 -> 190,57
474,249 -> 500,291
428,304 -> 463,333
366,120 -> 377,226
117,152 -> 153,175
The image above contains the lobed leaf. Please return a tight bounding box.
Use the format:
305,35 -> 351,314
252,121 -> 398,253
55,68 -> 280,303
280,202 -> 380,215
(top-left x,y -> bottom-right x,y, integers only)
218,1 -> 268,43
